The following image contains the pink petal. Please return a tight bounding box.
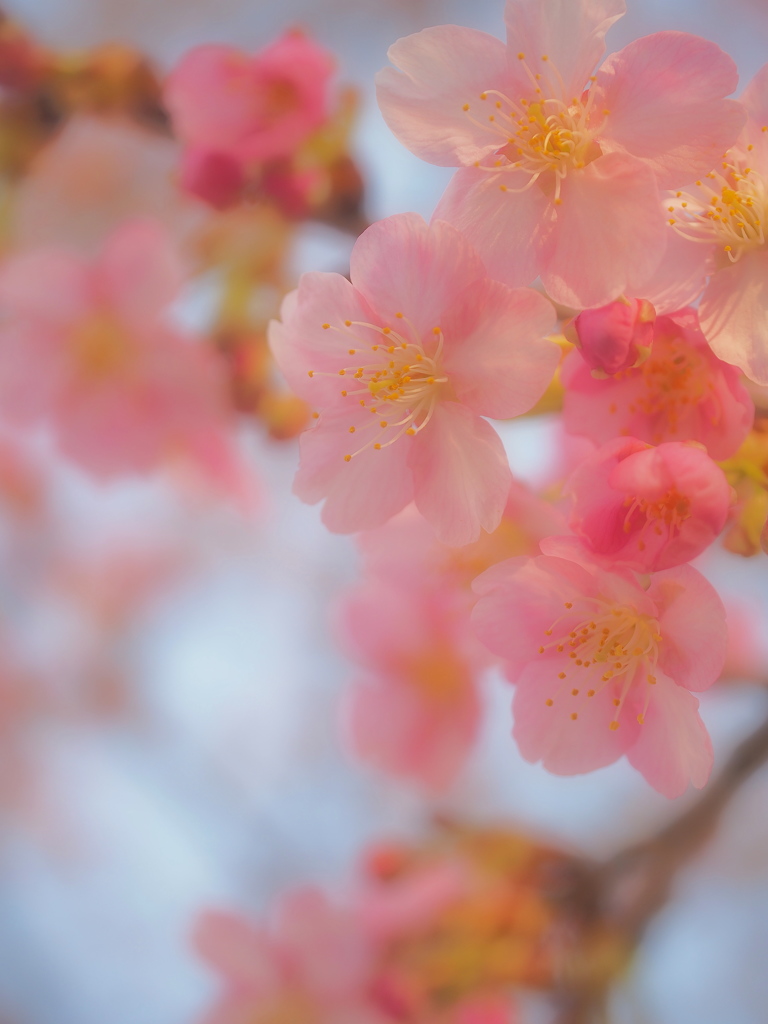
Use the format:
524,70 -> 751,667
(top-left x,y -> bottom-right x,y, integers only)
512,656 -> 638,775
409,402 -> 511,546
349,214 -> 486,339
441,280 -> 559,418
540,151 -> 666,308
294,407 -> 413,534
595,32 -> 744,188
632,225 -> 710,314
268,273 -> 378,404
376,26 -> 511,166
504,0 -> 626,99
434,165 -> 552,289
193,910 -> 279,995
699,250 -> 768,386
97,220 -> 183,330
0,249 -> 92,325
626,670 -> 712,798
649,563 -> 727,693
740,63 -> 768,167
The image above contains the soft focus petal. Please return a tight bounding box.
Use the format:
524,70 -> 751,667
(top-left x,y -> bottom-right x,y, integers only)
595,32 -> 744,188
631,225 -> 710,314
349,214 -> 486,338
97,220 -> 183,330
410,402 -> 511,546
504,0 -> 626,99
540,151 -> 665,308
434,165 -> 552,289
194,911 -> 279,996
376,26 -> 510,166
442,281 -> 559,418
699,250 -> 768,386
0,249 -> 91,325
626,670 -> 712,798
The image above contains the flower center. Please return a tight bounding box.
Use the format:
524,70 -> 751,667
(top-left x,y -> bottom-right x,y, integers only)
309,314 -> 448,461
622,488 -> 691,547
69,311 -> 134,380
461,53 -> 603,202
668,140 -> 768,263
538,599 -> 661,729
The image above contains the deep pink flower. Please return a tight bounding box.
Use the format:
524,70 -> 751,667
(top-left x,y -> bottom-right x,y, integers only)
377,0 -> 745,308
0,220 -> 241,484
564,437 -> 733,571
668,63 -> 768,384
574,297 -> 655,376
194,889 -> 380,1024
269,213 -> 559,544
561,309 -> 754,460
165,33 -> 334,166
472,553 -> 727,797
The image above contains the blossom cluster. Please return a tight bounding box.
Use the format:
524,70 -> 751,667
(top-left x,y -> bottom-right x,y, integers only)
266,0 -> 768,802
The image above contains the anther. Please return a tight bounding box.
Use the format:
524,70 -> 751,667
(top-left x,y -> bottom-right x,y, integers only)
609,721 -> 620,731
322,323 -> 330,330
545,698 -> 554,707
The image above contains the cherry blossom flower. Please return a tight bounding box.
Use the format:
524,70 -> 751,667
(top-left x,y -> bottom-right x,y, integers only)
561,308 -> 754,460
0,220 -> 242,485
268,213 -> 559,544
472,552 -> 727,797
377,0 -> 745,308
667,63 -> 768,384
564,437 -> 733,571
194,889 -> 381,1024
574,298 -> 655,377
165,32 -> 335,210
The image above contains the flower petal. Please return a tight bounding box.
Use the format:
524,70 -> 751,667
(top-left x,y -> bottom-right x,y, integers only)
441,281 -> 559,418
376,26 -> 511,167
504,0 -> 626,99
626,670 -> 712,798
98,220 -> 183,330
540,152 -> 666,308
434,165 -> 552,289
349,214 -> 486,339
410,402 -> 511,546
699,250 -> 768,386
595,32 -> 744,188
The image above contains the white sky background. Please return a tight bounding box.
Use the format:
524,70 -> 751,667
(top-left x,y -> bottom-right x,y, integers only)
0,1 -> 767,1023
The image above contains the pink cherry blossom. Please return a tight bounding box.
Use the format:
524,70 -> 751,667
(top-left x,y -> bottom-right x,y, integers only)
564,437 -> 733,571
165,32 -> 334,170
377,0 -> 745,308
268,213 -> 559,544
194,889 -> 380,1024
574,297 -> 655,376
667,63 -> 768,384
339,566 -> 485,792
0,220 -> 241,485
472,553 -> 727,797
561,308 -> 754,460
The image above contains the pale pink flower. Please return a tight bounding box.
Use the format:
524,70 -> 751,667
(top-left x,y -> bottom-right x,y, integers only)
668,63 -> 768,384
0,220 -> 241,484
165,32 -> 334,167
564,437 -> 733,571
561,308 -> 754,460
377,0 -> 744,308
268,213 -> 559,544
194,889 -> 380,1024
339,570 -> 485,792
472,553 -> 727,797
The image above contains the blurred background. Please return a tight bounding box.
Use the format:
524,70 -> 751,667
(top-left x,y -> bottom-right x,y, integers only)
0,1 -> 766,1022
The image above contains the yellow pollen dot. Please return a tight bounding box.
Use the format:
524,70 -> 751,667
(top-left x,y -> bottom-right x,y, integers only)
570,712 -> 578,720
609,721 -> 620,731
637,714 -> 645,724
602,672 -> 612,681
406,428 -> 416,436
374,443 -> 382,450
544,630 -> 552,636
647,674 -> 657,684
545,698 -> 554,706
380,420 -> 387,427
312,411 -> 319,419
571,689 -> 579,696
462,103 -> 470,111
542,54 -> 549,60
322,323 -> 330,330
307,370 -> 314,377
554,198 -> 563,205
500,184 -> 508,192
480,92 -> 487,100
668,218 -> 676,225
348,349 -> 356,355
564,602 -> 573,609
382,327 -> 391,335
613,698 -> 620,707
344,454 -> 351,462
432,326 -> 441,335
602,108 -> 610,115
339,369 -> 346,376
558,672 -> 566,679
344,319 -> 352,327
395,312 -> 403,318
587,689 -> 595,697
538,646 -> 545,653
340,390 -> 347,396
348,426 -> 355,433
